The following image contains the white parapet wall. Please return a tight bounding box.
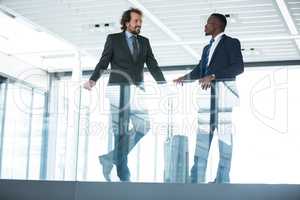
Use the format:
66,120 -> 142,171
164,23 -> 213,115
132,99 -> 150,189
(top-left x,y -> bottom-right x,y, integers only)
0,51 -> 48,90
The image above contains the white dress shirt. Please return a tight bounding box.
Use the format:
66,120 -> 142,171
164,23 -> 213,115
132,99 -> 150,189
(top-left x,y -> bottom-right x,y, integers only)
125,31 -> 139,55
207,32 -> 225,67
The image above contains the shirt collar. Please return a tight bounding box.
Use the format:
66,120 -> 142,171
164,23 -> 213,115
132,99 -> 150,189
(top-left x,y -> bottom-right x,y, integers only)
125,31 -> 137,39
212,32 -> 225,42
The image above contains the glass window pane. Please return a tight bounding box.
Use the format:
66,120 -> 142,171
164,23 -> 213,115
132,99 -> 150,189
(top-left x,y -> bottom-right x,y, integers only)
27,91 -> 45,179
1,83 -> 32,179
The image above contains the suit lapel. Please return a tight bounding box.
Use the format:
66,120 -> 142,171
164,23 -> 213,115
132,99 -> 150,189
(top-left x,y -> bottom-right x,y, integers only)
137,35 -> 144,63
208,34 -> 226,67
121,32 -> 135,63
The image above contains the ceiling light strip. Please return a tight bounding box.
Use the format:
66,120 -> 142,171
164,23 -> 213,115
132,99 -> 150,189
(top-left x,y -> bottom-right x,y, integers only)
275,0 -> 298,35
128,0 -> 199,59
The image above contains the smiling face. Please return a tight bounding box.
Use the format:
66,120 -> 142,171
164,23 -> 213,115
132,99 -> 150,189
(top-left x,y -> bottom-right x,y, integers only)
126,12 -> 142,35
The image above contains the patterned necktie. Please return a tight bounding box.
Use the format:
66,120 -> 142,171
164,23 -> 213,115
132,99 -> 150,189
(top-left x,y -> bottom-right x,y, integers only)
132,36 -> 139,62
203,38 -> 215,75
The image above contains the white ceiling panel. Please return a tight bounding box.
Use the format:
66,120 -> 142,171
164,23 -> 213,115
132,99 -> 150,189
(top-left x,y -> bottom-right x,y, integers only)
0,0 -> 299,71
287,0 -> 300,33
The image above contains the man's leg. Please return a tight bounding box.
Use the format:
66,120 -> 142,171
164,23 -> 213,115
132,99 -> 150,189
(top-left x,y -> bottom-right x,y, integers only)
128,111 -> 150,149
214,81 -> 236,183
113,85 -> 131,181
114,133 -> 131,181
190,129 -> 213,183
99,106 -> 119,181
191,82 -> 218,183
113,111 -> 150,181
114,85 -> 151,180
110,111 -> 150,156
215,110 -> 233,183
101,85 -> 150,181
100,102 -> 131,182
99,85 -> 131,181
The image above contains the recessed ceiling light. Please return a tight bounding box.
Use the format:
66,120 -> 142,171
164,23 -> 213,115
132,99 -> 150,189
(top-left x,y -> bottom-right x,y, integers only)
83,23 -> 115,32
241,48 -> 260,56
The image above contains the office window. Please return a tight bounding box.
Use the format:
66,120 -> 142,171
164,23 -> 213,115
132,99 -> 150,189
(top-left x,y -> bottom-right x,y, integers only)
0,82 -> 45,180
27,91 -> 45,179
1,83 -> 32,179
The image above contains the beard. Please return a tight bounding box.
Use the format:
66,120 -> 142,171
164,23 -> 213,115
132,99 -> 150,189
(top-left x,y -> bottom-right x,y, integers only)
135,27 -> 141,34
129,26 -> 141,35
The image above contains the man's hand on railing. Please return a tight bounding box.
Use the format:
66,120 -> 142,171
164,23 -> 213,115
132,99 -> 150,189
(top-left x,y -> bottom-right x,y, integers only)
83,80 -> 96,91
173,76 -> 185,86
199,74 -> 215,90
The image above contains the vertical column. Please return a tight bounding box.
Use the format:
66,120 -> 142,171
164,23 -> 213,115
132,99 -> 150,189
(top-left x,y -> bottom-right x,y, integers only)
64,51 -> 82,180
25,88 -> 34,179
0,77 -> 8,177
39,89 -> 50,180
44,74 -> 60,180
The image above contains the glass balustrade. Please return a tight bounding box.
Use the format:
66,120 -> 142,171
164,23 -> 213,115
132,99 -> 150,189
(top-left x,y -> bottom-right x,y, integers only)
1,68 -> 300,184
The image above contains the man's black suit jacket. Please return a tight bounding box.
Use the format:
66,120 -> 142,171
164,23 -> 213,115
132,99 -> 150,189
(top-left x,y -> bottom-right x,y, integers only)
90,31 -> 166,85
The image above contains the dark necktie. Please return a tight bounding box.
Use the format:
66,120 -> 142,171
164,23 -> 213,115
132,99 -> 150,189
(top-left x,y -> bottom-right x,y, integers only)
132,36 -> 139,62
203,38 -> 215,75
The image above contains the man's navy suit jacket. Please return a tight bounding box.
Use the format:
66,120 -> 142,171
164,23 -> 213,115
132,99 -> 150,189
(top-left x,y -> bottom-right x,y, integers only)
185,34 -> 244,81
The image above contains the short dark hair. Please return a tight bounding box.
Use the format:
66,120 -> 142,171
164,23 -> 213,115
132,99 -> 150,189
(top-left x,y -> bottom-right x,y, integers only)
120,8 -> 143,31
210,13 -> 227,31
